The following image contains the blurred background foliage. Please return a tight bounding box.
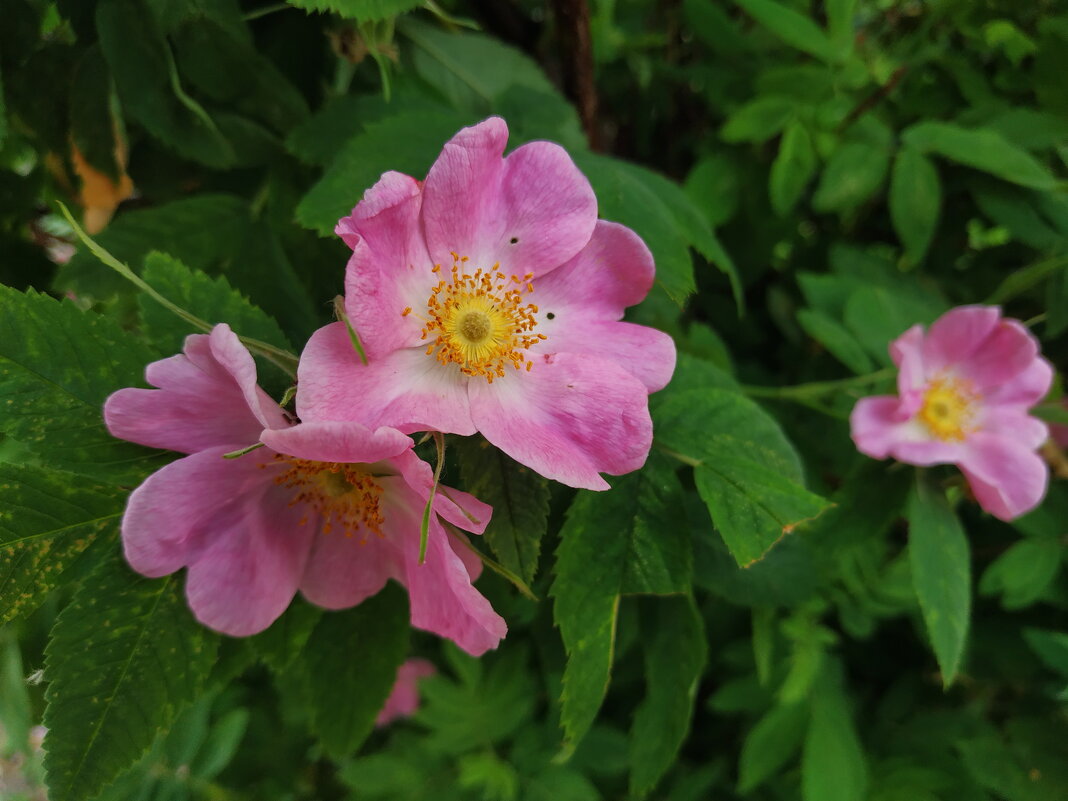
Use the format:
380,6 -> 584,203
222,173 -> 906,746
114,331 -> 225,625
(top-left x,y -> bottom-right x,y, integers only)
1,1 -> 1067,800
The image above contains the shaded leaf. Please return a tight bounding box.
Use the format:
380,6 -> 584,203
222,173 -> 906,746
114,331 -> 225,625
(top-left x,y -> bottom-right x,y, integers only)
801,668 -> 868,801
289,0 -> 422,21
721,96 -> 795,144
770,121 -> 817,216
734,0 -> 838,62
889,147 -> 941,266
739,701 -> 808,793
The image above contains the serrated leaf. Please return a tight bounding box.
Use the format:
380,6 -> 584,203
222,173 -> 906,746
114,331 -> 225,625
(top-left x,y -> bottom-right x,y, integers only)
902,121 -> 1057,190
0,463 -> 123,625
889,147 -> 941,266
907,480 -> 970,687
552,454 -> 691,751
288,0 -> 422,21
770,121 -> 817,216
139,251 -> 293,355
43,553 -> 219,801
0,286 -> 165,480
734,0 -> 839,62
453,437 -> 549,586
301,583 -> 409,757
656,389 -> 830,567
738,701 -> 808,793
296,110 -> 474,236
629,595 -> 707,798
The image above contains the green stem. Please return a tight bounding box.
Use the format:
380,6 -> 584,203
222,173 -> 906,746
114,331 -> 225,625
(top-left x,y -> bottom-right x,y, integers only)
243,2 -> 290,21
442,520 -> 539,601
418,432 -> 446,565
741,368 -> 893,400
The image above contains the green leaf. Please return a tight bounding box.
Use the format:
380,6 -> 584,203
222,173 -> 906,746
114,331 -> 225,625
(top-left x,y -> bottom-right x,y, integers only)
796,308 -> 874,374
0,463 -> 123,625
721,96 -> 795,144
301,583 -> 409,757
978,538 -> 1061,610
770,121 -> 817,216
0,286 -> 164,480
656,389 -> 830,567
139,252 -> 293,356
826,0 -> 857,56
889,147 -> 941,267
812,130 -> 891,213
734,0 -> 838,62
902,121 -> 1057,190
843,286 -> 944,367
907,480 -> 971,687
552,454 -> 691,750
43,553 -> 219,801
1022,628 -> 1068,678
453,437 -> 549,586
288,0 -> 422,21
629,595 -> 707,798
296,110 -> 473,235
250,598 -> 322,673
738,701 -> 809,793
684,152 -> 741,227
801,668 -> 868,801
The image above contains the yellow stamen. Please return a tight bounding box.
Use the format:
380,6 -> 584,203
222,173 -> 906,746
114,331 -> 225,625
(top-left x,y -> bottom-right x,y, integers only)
414,253 -> 545,382
265,455 -> 385,541
918,376 -> 979,441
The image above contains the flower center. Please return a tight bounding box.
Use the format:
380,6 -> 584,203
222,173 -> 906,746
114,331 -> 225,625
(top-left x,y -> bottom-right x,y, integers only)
267,455 -> 385,539
408,253 -> 546,383
918,376 -> 979,441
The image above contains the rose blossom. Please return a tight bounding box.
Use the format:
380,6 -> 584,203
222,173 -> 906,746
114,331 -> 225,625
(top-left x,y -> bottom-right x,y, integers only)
103,324 -> 505,655
850,305 -> 1052,520
375,658 -> 436,726
296,117 -> 676,490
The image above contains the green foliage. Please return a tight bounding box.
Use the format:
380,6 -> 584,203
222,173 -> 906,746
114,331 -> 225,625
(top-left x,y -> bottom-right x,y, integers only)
43,553 -> 219,801
289,0 -> 424,22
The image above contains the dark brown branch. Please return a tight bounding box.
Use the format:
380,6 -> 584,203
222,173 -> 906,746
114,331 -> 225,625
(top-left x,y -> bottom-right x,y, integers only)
836,66 -> 908,134
551,0 -> 601,150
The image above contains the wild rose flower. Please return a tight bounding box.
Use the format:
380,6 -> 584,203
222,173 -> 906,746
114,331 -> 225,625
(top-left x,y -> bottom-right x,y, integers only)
375,658 -> 436,726
850,306 -> 1052,521
296,117 -> 676,490
103,324 -> 506,655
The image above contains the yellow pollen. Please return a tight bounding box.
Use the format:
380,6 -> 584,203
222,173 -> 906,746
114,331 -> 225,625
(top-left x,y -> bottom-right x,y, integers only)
918,376 -> 979,441
266,455 -> 385,541
414,253 -> 545,382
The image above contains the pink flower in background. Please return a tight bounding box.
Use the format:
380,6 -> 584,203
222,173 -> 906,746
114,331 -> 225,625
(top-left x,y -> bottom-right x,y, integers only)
376,658 -> 436,726
297,117 -> 675,490
850,306 -> 1052,521
104,324 -> 506,655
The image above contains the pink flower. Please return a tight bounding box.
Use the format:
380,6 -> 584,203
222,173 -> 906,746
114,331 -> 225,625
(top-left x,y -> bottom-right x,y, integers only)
104,324 -> 506,655
375,658 -> 436,726
850,306 -> 1053,521
296,117 -> 676,490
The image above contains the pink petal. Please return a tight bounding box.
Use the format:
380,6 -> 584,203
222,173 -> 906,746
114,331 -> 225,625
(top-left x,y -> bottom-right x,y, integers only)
983,357 -> 1053,408
890,324 -> 926,411
447,529 -> 485,582
921,306 -> 1000,375
339,172 -> 436,359
260,421 -> 413,465
530,221 -> 655,319
977,406 -> 1049,450
468,353 -> 653,490
184,480 -> 315,636
534,319 -> 676,392
421,117 -> 597,278
299,519 -> 398,611
849,396 -> 963,465
296,323 -> 475,435
389,449 -> 492,535
376,658 -> 436,726
385,483 -> 506,656
959,432 -> 1049,520
121,445 -> 276,577
958,319 -> 1041,392
207,324 -> 290,432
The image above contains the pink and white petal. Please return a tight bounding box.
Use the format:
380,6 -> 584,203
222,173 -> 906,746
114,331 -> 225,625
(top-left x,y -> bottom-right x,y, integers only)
207,324 -> 290,432
983,357 -> 1053,408
957,319 -> 1041,392
850,396 -> 963,465
387,485 -> 506,656
977,405 -> 1049,450
421,118 -> 597,276
296,323 -> 475,435
447,530 -> 485,582
299,520 -> 399,610
959,432 -> 1049,521
261,421 -> 413,465
533,318 -> 676,392
184,480 -> 315,637
468,353 -> 653,490
376,658 -> 436,726
106,336 -> 265,454
530,221 -> 655,319
340,173 -> 436,358
890,325 -> 927,401
389,449 -> 492,535
121,446 -> 275,577
921,306 -> 1000,375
